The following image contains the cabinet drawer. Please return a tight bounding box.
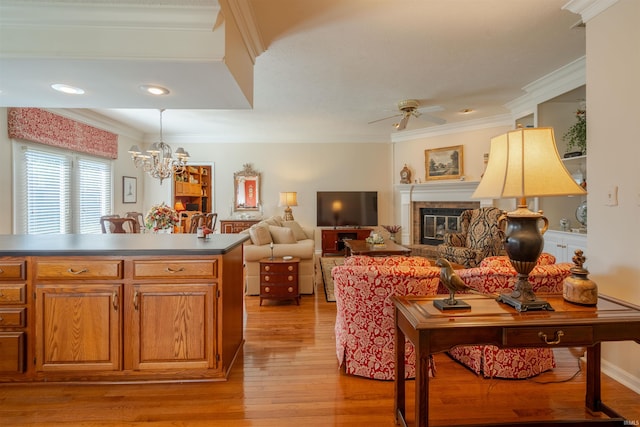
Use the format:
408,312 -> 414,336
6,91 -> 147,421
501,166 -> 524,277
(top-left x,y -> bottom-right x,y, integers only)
0,261 -> 26,281
261,273 -> 296,284
0,332 -> 25,373
504,325 -> 593,347
36,260 -> 123,280
0,284 -> 26,304
133,259 -> 218,279
261,263 -> 298,274
0,308 -> 26,327
261,284 -> 297,297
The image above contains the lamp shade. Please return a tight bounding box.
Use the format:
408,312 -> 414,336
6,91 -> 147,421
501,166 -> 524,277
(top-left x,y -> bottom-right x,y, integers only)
174,201 -> 186,212
472,128 -> 586,200
278,192 -> 298,207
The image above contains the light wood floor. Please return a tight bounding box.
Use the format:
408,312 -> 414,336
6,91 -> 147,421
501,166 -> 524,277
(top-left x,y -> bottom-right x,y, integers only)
1,265 -> 639,426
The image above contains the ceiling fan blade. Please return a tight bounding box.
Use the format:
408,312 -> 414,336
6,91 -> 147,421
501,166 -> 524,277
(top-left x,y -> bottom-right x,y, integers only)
395,114 -> 410,131
368,113 -> 402,125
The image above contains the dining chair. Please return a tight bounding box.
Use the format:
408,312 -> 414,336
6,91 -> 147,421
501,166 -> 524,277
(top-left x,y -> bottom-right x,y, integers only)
188,214 -> 207,234
99,215 -> 120,233
125,212 -> 145,230
205,213 -> 218,232
100,216 -> 139,233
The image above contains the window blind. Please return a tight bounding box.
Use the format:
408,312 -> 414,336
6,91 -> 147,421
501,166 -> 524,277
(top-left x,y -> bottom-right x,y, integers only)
14,142 -> 113,234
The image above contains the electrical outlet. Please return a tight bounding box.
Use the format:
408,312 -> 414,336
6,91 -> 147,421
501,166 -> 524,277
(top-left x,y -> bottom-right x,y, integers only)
606,185 -> 618,206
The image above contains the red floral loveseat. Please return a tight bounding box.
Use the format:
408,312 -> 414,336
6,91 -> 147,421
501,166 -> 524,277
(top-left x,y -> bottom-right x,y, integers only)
332,256 -> 439,380
448,253 -> 572,378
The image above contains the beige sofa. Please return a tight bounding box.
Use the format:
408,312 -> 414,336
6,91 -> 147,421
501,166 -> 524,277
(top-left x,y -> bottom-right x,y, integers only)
242,216 -> 315,295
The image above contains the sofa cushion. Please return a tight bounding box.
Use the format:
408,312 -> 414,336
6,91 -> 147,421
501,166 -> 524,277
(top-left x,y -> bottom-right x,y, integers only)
248,224 -> 272,246
269,225 -> 296,244
283,220 -> 307,241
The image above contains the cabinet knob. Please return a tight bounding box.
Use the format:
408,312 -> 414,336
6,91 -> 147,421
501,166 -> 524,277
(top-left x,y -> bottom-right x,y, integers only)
264,287 -> 270,293
287,275 -> 293,281
287,265 -> 294,271
265,276 -> 270,281
264,265 -> 271,272
288,287 -> 293,293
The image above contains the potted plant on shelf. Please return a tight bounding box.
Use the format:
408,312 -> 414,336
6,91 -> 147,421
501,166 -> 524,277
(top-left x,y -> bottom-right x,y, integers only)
563,109 -> 586,157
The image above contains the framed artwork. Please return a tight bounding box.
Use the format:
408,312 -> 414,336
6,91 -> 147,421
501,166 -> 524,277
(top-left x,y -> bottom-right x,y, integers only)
123,176 -> 137,203
425,145 -> 464,181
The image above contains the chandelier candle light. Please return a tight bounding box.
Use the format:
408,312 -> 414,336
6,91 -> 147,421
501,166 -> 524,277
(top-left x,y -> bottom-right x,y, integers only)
472,127 -> 587,311
128,109 -> 189,184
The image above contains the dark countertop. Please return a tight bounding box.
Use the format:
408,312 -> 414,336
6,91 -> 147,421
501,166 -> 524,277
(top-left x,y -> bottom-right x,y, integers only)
0,233 -> 249,257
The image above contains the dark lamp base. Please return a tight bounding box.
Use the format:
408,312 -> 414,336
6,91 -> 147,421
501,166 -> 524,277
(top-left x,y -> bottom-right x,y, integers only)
497,293 -> 554,312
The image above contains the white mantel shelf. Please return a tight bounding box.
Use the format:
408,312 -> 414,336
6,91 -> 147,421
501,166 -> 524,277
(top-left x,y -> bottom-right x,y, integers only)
396,181 -> 494,245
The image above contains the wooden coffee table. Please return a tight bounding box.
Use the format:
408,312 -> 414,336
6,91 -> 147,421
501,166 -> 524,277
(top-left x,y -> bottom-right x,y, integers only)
344,239 -> 412,257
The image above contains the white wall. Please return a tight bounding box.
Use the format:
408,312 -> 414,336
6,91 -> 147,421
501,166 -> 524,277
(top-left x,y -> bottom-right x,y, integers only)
173,142 -> 392,251
0,109 -> 11,234
586,0 -> 640,390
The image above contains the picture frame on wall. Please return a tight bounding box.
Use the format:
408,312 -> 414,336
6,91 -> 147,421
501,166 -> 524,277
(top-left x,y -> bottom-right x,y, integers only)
425,145 -> 464,181
123,176 -> 137,203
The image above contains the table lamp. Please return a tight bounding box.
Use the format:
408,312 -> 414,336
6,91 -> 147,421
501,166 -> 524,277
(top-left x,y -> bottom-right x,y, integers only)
279,192 -> 298,221
174,201 -> 186,212
472,127 -> 587,311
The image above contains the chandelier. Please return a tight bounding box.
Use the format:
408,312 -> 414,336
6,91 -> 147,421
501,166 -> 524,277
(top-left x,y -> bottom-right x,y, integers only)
128,109 -> 189,184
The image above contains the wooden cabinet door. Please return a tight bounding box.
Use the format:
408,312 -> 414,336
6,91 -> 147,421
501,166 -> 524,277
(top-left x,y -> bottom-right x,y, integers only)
127,283 -> 216,371
35,284 -> 121,371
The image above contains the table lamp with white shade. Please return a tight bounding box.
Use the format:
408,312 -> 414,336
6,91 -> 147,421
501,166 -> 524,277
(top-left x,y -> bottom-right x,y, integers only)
472,127 -> 587,311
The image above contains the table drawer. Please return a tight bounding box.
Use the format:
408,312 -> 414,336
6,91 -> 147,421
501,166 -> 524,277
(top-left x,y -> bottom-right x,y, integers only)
261,284 -> 297,297
0,308 -> 26,327
0,261 -> 26,281
36,260 -> 123,280
504,325 -> 593,347
133,260 -> 218,279
261,273 -> 296,284
262,263 -> 298,274
0,284 -> 26,304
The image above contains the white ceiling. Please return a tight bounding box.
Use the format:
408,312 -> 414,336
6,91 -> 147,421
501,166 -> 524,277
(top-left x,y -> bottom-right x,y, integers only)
0,0 -> 586,144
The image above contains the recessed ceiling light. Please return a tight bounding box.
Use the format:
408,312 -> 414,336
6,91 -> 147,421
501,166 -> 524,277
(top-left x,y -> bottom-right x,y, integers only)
460,108 -> 474,114
139,85 -> 170,96
51,83 -> 85,95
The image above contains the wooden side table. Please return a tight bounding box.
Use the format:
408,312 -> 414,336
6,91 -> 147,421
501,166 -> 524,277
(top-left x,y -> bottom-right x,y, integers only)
259,257 -> 300,305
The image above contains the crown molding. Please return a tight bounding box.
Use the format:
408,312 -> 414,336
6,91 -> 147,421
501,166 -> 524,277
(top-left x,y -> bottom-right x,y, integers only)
0,1 -> 220,31
391,114 -> 513,143
220,0 -> 266,63
505,56 -> 586,117
562,0 -> 619,23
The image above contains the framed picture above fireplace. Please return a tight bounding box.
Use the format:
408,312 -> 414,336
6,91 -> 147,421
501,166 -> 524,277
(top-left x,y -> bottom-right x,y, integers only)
425,145 -> 464,181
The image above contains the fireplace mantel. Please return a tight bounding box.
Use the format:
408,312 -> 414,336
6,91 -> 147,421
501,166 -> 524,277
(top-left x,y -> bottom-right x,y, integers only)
396,181 -> 494,245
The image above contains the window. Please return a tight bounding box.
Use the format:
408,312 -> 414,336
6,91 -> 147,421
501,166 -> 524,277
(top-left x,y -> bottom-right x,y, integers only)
13,141 -> 113,234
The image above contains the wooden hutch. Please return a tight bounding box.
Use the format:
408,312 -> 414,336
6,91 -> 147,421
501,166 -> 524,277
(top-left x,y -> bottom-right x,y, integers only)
173,165 -> 212,213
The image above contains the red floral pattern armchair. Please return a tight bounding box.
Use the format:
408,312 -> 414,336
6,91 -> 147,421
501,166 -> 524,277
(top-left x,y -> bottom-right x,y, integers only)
448,254 -> 572,378
332,256 -> 439,380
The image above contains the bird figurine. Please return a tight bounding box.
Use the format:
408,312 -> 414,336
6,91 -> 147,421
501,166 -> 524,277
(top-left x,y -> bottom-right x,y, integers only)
435,258 -> 474,308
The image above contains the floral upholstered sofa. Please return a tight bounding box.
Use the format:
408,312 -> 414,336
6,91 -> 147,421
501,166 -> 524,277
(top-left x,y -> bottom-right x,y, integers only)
448,253 -> 573,378
332,255 -> 440,380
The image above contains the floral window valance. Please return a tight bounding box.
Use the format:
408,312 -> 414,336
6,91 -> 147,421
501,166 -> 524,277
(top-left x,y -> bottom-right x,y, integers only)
7,108 -> 118,159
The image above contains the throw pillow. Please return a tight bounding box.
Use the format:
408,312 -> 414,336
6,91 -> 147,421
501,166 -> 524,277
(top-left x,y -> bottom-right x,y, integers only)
269,225 -> 296,244
249,224 -> 272,246
283,220 -> 307,241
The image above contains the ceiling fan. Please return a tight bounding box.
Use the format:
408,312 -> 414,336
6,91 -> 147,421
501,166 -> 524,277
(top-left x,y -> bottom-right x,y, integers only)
368,99 -> 446,130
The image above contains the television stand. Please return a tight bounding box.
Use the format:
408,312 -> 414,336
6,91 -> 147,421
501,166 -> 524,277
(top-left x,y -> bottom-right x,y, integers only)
321,228 -> 372,256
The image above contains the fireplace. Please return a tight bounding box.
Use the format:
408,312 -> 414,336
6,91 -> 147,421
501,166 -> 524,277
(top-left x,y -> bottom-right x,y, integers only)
397,181 -> 493,251
420,207 -> 467,245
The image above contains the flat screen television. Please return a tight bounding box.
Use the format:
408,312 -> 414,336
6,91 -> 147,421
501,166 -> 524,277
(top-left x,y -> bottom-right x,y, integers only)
316,191 -> 378,227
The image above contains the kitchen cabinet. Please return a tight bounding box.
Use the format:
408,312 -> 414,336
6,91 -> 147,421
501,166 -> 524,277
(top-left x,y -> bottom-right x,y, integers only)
543,230 -> 587,264
0,233 -> 247,383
